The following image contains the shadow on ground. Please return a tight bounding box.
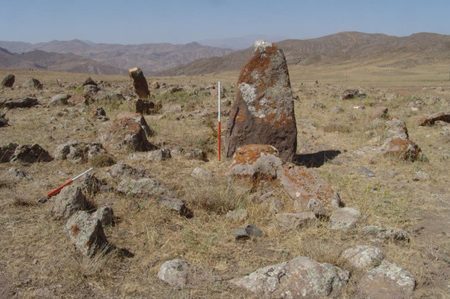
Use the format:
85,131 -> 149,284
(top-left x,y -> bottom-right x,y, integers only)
293,150 -> 341,168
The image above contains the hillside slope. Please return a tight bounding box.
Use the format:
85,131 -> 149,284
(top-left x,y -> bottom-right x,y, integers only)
158,32 -> 450,76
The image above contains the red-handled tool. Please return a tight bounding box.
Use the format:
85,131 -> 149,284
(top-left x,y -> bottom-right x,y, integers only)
47,168 -> 93,198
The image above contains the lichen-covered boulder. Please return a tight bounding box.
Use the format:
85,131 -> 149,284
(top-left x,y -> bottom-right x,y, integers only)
278,163 -> 342,216
101,112 -> 156,152
357,260 -> 415,299
340,245 -> 384,271
228,144 -> 282,179
225,41 -> 297,162
231,256 -> 349,298
65,211 -> 109,258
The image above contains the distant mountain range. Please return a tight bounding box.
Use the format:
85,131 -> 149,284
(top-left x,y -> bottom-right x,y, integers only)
0,39 -> 232,74
159,32 -> 450,76
1,32 -> 450,76
197,34 -> 287,50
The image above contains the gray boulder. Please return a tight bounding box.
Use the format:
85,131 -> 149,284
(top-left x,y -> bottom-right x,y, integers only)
93,206 -> 114,226
357,260 -> 415,299
54,141 -> 106,163
23,78 -> 43,90
158,259 -> 190,289
330,207 -> 361,230
340,245 -> 384,271
51,186 -> 91,220
275,212 -> 316,230
231,256 -> 349,298
65,211 -> 109,257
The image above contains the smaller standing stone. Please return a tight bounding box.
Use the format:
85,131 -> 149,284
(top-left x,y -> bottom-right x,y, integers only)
1,74 -> 15,88
129,67 -> 150,98
330,207 -> 361,230
158,259 -> 190,289
65,211 -> 109,258
51,186 -> 91,220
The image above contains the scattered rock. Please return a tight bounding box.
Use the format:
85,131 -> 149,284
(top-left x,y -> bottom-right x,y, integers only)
340,245 -> 384,271
1,74 -> 15,88
358,166 -> 375,178
93,107 -> 109,121
79,173 -> 105,195
23,78 -> 43,90
129,67 -> 150,98
231,256 -> 349,298
357,260 -> 415,299
362,225 -> 410,242
342,89 -> 366,100
225,41 -> 297,162
65,211 -> 109,258
5,167 -> 29,181
108,162 -> 147,179
82,77 -> 97,86
330,207 -> 361,230
158,196 -> 193,218
151,81 -> 160,89
83,84 -> 100,98
0,112 -> 8,127
49,94 -> 71,106
93,206 -> 114,226
171,147 -> 208,161
146,148 -> 171,161
102,113 -> 156,152
55,141 -> 106,163
233,224 -> 263,240
372,106 -> 389,119
226,209 -> 248,222
136,99 -> 160,115
158,259 -> 190,289
229,144 -> 282,179
379,118 -> 422,161
51,186 -> 91,220
275,212 -> 316,230
117,177 -> 166,198
413,170 -> 430,181
3,97 -> 39,109
4,144 -> 53,163
191,167 -> 212,180
419,112 -> 450,126
0,143 -> 18,162
278,163 -> 343,216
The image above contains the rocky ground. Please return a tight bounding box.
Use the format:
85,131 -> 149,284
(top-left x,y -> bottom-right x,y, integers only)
0,65 -> 450,298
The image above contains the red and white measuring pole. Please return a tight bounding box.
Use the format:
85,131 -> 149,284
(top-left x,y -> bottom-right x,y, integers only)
47,167 -> 93,198
217,81 -> 222,161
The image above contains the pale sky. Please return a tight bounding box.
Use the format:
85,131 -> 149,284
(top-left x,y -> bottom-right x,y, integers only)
1,0 -> 450,44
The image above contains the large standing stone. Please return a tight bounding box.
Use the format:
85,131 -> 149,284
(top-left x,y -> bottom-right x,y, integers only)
231,256 -> 349,298
1,74 -> 14,88
225,41 -> 297,162
129,67 -> 150,98
65,211 -> 109,257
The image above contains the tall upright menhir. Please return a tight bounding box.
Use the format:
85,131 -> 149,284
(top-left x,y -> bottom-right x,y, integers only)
225,41 -> 298,162
128,67 -> 150,99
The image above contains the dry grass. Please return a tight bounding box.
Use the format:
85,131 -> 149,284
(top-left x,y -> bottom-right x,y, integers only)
1,64 -> 450,297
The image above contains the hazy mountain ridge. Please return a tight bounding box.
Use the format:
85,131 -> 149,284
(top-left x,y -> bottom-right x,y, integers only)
0,39 -> 233,74
158,32 -> 450,76
0,47 -> 124,74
